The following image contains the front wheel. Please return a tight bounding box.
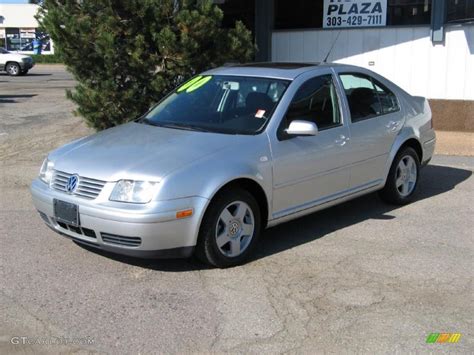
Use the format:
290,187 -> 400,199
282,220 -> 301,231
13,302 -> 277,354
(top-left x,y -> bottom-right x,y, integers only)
379,147 -> 420,205
196,188 -> 261,268
6,62 -> 21,76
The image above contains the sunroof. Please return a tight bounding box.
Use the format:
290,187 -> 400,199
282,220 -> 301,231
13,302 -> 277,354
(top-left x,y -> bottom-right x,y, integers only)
237,62 -> 319,69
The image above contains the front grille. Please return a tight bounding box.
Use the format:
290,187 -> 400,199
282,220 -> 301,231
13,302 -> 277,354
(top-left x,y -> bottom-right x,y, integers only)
51,170 -> 106,200
101,233 -> 142,247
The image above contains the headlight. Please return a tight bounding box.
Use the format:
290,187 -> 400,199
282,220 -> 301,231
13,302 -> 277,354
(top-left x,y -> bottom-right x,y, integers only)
39,158 -> 54,184
109,180 -> 159,204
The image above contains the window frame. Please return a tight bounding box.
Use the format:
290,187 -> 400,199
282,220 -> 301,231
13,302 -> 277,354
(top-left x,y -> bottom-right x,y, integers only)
338,72 -> 401,124
277,73 -> 344,141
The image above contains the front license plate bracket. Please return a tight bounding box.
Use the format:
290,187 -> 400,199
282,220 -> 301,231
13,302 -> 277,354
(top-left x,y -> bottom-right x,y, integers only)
53,199 -> 80,226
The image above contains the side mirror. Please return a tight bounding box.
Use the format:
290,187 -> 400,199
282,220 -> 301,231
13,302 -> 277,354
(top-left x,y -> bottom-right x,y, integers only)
285,120 -> 319,137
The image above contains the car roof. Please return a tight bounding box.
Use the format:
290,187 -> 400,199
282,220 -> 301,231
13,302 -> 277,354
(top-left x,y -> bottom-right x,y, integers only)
203,62 -> 347,80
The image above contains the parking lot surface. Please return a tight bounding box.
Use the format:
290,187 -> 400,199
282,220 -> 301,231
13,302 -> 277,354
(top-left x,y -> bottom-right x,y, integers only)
1,66 -> 473,354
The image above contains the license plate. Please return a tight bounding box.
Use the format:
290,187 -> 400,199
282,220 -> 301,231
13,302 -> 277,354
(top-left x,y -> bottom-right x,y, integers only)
53,199 -> 79,226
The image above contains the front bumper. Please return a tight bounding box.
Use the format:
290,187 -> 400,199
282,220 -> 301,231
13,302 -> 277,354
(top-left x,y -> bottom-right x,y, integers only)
20,60 -> 34,71
30,179 -> 209,258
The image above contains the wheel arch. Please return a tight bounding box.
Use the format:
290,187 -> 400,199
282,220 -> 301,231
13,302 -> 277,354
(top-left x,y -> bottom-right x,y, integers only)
4,61 -> 20,72
385,129 -> 423,181
204,177 -> 270,230
398,138 -> 423,162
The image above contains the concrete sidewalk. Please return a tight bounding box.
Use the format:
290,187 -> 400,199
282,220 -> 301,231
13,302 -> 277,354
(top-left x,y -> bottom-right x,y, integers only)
435,131 -> 474,156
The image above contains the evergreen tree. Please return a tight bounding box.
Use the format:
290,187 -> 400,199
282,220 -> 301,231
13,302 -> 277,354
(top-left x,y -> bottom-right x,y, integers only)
38,0 -> 254,130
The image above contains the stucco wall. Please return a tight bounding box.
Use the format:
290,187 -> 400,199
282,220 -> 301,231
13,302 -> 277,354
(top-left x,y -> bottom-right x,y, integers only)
0,4 -> 39,28
272,25 -> 474,101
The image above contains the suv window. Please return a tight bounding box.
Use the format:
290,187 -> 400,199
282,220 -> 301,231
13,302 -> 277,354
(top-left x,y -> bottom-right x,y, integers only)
339,73 -> 399,122
284,74 -> 341,131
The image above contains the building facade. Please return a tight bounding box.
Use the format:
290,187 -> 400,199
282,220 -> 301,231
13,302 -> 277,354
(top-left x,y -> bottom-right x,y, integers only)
220,0 -> 474,131
0,4 -> 54,54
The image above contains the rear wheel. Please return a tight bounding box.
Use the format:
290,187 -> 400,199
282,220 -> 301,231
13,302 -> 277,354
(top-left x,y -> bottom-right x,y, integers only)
196,188 -> 261,268
379,147 -> 420,205
6,62 -> 20,76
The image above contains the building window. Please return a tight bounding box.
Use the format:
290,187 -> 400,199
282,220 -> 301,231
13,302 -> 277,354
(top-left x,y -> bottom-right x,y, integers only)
447,0 -> 474,23
20,28 -> 36,51
274,0 -> 433,29
6,28 -> 21,51
217,0 -> 255,34
0,28 -> 5,49
275,0 -> 324,29
387,0 -> 432,26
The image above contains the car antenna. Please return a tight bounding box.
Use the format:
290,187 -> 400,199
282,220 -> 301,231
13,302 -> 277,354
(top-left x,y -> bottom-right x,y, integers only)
323,31 -> 342,63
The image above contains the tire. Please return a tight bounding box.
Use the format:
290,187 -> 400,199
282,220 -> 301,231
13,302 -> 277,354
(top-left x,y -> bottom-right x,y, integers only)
6,62 -> 21,76
379,147 -> 420,205
196,188 -> 261,268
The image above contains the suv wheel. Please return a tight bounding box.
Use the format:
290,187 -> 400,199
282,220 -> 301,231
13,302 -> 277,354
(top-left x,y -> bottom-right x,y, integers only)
196,188 -> 261,268
379,147 -> 420,205
6,62 -> 21,76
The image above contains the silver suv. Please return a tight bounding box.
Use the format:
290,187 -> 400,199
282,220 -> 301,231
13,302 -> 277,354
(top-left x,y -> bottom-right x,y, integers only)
31,62 -> 436,267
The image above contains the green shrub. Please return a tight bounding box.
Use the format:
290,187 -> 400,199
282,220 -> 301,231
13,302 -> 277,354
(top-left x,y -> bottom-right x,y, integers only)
38,0 -> 254,131
31,54 -> 63,64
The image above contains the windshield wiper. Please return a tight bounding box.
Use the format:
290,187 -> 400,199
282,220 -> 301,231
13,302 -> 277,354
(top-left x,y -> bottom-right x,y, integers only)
157,122 -> 213,132
139,118 -> 213,132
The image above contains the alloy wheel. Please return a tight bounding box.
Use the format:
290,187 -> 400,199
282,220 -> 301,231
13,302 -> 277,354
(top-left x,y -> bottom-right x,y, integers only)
7,63 -> 19,76
395,155 -> 417,197
215,201 -> 255,257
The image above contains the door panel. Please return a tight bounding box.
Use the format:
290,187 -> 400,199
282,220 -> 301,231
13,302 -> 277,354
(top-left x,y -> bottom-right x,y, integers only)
270,72 -> 352,218
337,72 -> 404,188
348,111 -> 403,187
272,126 -> 351,217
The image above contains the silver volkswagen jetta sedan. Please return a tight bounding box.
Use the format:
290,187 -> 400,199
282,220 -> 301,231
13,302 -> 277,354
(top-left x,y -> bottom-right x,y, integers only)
31,62 -> 436,267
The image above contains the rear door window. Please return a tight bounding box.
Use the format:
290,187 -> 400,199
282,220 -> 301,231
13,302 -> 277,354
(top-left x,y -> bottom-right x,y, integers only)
339,73 -> 399,122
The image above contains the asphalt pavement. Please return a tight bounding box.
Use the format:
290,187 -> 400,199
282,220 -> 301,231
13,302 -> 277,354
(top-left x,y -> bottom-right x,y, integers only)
0,65 -> 473,354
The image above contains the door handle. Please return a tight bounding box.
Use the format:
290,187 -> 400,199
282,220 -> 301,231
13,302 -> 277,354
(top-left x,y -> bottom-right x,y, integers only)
335,135 -> 349,146
386,121 -> 399,132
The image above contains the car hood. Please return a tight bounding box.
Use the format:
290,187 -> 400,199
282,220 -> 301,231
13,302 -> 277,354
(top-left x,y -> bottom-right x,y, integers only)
5,53 -> 31,60
50,122 -> 238,182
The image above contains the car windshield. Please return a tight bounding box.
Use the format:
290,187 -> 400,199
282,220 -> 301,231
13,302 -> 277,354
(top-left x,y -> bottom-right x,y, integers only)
143,75 -> 290,134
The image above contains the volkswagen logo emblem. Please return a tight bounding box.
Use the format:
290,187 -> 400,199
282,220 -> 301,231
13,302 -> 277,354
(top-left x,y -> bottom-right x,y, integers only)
66,175 -> 79,193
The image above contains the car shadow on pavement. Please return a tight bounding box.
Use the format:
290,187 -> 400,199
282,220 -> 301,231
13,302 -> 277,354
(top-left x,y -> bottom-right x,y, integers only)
75,164 -> 472,271
0,94 -> 37,103
0,73 -> 52,77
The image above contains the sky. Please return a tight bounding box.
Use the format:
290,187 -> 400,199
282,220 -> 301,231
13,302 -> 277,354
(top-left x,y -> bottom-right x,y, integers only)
0,0 -> 29,3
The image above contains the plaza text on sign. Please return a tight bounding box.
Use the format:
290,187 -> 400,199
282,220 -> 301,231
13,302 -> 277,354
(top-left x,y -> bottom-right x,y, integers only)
323,0 -> 387,29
